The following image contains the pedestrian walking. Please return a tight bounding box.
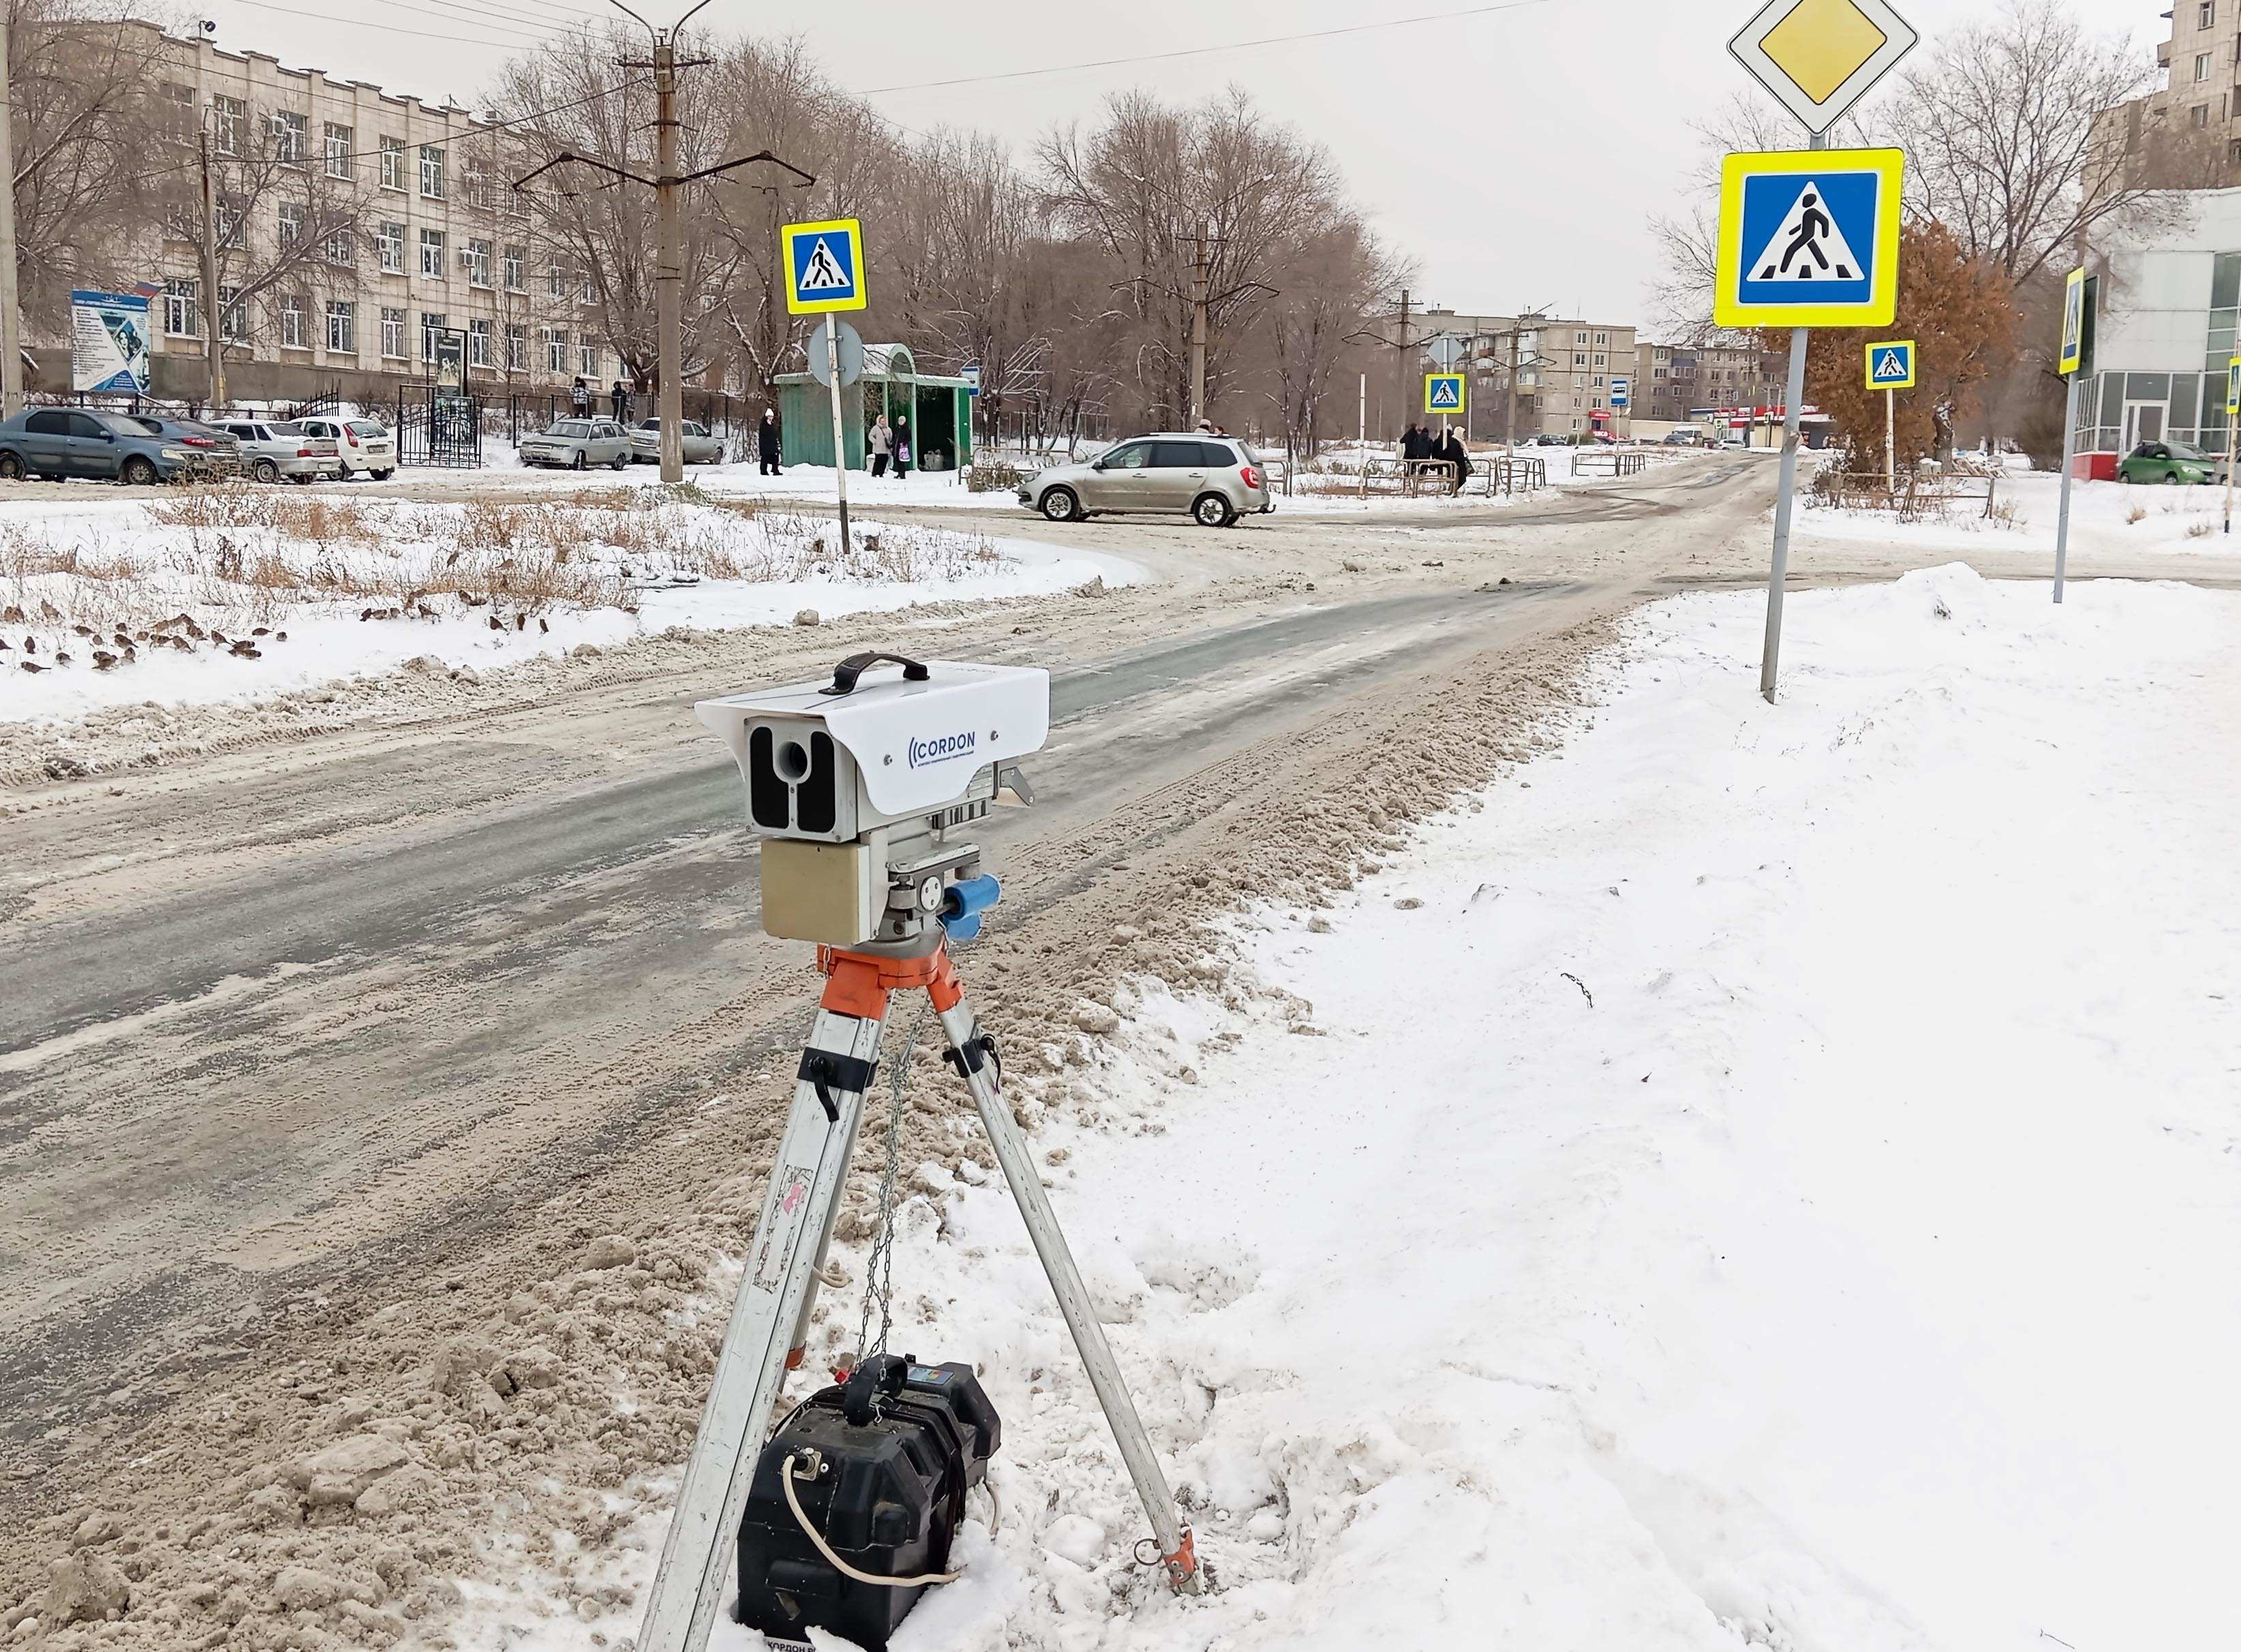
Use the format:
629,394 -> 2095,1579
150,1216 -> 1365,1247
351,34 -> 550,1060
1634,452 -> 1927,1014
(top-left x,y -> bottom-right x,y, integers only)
868,413 -> 893,477
611,380 -> 630,423
1439,427 -> 1472,492
757,408 -> 781,476
569,376 -> 590,417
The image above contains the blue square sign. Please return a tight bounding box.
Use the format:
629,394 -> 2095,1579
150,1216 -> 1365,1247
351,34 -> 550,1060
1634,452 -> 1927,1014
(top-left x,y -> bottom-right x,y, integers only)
780,218 -> 866,315
1715,149 -> 1904,329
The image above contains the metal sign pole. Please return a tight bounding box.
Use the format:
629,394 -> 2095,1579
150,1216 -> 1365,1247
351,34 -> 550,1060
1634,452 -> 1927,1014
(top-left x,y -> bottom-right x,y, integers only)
1885,386 -> 1895,496
826,315 -> 851,552
2052,373 -> 2080,605
1757,127 -> 1827,705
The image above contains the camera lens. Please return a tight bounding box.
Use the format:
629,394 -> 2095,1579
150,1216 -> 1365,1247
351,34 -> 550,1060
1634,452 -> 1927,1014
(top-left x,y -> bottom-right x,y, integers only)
774,739 -> 811,783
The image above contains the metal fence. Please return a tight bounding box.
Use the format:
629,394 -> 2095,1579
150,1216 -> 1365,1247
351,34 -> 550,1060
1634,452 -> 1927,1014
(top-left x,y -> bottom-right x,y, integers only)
396,392 -> 484,468
1569,450 -> 1650,478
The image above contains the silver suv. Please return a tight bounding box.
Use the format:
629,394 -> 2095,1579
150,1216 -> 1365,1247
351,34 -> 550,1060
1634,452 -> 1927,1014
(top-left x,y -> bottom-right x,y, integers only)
1020,434 -> 1272,527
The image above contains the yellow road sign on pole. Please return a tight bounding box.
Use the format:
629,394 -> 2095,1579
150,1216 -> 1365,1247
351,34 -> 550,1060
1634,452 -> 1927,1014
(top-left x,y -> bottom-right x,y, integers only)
780,219 -> 867,316
1424,373 -> 1465,414
1729,0 -> 1921,135
1865,339 -> 1915,390
2058,266 -> 2087,377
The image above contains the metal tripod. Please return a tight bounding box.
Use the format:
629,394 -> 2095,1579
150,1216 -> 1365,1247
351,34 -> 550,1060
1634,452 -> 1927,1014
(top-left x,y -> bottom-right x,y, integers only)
637,937 -> 1202,1652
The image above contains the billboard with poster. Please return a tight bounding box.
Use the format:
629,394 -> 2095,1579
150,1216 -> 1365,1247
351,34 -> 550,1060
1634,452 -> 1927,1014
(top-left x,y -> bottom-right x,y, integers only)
70,289 -> 153,395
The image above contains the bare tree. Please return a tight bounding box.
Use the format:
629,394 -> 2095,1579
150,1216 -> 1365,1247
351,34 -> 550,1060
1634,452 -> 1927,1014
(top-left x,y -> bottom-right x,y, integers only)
7,5 -> 177,324
1889,0 -> 2163,287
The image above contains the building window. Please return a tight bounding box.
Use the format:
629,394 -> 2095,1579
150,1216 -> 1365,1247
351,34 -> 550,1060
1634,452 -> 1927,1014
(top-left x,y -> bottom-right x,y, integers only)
324,228 -> 354,266
547,262 -> 567,300
468,318 -> 491,369
162,82 -> 195,144
466,238 -> 491,288
271,109 -> 307,164
216,196 -> 245,249
163,278 -> 198,337
326,299 -> 355,353
1594,353 -> 1606,367
2197,104 -> 2212,127
419,144 -> 445,199
219,286 -> 246,342
503,246 -> 525,292
2196,51 -> 2212,81
2201,1 -> 2214,25
543,326 -> 567,373
1575,331 -> 1587,344
324,123 -> 353,178
505,323 -> 528,372
1594,332 -> 1607,344
419,227 -> 445,277
277,200 -> 303,249
381,306 -> 407,358
210,94 -> 243,156
421,311 -> 447,361
579,274 -> 594,305
279,293 -> 307,349
377,222 -> 404,273
579,341 -> 596,376
380,136 -> 406,190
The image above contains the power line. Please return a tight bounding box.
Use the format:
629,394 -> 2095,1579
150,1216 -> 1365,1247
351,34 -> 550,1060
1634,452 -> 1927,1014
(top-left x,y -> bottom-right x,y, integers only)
217,0 -> 543,50
862,0 -> 1576,95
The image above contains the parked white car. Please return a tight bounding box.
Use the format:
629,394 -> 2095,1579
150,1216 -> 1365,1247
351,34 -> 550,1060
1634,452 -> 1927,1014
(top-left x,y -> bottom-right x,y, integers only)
298,416 -> 397,480
216,419 -> 341,484
628,418 -> 722,465
521,418 -> 632,470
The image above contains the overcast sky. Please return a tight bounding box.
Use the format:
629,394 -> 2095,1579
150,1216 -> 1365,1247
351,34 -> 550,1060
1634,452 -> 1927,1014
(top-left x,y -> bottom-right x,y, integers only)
197,0 -> 2155,333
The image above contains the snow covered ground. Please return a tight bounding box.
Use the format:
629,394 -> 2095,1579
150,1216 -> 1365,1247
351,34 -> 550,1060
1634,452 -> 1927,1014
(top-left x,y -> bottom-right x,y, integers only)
541,564 -> 2240,1652
0,491 -> 1138,726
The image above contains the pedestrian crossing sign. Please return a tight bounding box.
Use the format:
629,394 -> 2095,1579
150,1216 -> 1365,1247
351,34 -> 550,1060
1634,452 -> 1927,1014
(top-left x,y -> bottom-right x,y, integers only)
1425,373 -> 1465,413
1865,339 -> 1915,390
781,218 -> 866,315
1713,148 -> 1903,329
2227,355 -> 2239,417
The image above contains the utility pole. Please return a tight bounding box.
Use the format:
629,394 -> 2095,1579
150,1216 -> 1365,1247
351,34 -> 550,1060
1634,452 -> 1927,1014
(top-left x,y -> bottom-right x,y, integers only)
0,18 -> 21,418
198,121 -> 226,411
517,0 -> 810,483
1394,287 -> 1412,436
650,29 -> 684,482
1187,217 -> 1209,425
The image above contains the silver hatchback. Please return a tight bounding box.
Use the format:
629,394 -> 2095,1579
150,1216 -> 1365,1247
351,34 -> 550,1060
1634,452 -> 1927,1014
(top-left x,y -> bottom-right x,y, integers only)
1020,434 -> 1272,527
521,417 -> 632,470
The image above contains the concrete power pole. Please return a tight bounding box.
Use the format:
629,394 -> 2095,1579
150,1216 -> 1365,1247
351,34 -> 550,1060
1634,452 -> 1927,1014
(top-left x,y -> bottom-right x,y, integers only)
0,18 -> 21,419
1187,217 -> 1209,427
651,32 -> 683,483
199,123 -> 226,412
1394,287 -> 1412,436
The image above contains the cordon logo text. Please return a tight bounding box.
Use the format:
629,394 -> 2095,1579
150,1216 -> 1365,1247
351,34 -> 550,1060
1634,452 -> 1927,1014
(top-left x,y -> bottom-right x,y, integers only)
908,729 -> 978,769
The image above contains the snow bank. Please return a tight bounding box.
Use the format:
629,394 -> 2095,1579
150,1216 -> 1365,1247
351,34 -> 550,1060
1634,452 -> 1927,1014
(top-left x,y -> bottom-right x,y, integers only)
766,564 -> 2240,1652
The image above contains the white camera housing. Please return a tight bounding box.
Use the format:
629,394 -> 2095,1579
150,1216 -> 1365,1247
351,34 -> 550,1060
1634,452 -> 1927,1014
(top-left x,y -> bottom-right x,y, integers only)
697,657 -> 1049,948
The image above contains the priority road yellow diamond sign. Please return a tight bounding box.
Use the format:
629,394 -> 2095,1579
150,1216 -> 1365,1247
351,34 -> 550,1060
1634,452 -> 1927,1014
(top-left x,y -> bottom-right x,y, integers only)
1730,0 -> 1919,136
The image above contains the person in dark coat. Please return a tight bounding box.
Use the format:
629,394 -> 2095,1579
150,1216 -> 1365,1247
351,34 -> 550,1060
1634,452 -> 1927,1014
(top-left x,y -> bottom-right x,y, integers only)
1439,428 -> 1472,491
1401,422 -> 1431,474
611,379 -> 631,422
757,408 -> 781,476
891,414 -> 912,479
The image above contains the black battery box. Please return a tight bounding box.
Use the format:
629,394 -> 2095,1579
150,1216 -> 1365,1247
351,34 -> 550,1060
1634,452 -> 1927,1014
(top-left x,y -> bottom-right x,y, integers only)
735,1354 -> 1000,1650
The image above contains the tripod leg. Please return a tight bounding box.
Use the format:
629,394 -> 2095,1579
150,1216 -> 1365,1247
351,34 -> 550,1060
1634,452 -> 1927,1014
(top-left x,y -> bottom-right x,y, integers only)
935,992 -> 1203,1593
635,1005 -> 885,1652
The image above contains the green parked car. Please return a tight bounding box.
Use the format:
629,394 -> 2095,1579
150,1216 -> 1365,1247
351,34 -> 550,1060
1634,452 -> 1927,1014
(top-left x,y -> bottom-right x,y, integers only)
2118,439 -> 2223,485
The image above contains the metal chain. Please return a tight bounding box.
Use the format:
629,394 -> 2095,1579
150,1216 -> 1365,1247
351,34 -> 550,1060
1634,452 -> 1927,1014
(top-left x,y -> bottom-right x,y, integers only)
857,1003 -> 927,1362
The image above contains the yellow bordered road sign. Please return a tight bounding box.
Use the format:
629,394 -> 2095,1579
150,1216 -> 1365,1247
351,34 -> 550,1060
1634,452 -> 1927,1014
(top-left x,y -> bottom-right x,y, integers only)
1729,0 -> 1920,135
1424,373 -> 1465,414
1865,339 -> 1915,390
2226,355 -> 2239,417
781,218 -> 867,315
1713,147 -> 1904,330
2058,267 -> 2088,378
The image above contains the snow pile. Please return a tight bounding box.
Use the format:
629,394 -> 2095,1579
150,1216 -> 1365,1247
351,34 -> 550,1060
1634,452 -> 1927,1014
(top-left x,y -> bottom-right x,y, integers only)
660,564 -> 2238,1652
0,491 -> 1139,725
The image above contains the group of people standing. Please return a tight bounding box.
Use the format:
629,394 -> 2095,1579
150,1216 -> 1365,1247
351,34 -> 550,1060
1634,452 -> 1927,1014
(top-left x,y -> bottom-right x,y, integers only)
569,376 -> 637,423
1401,422 -> 1473,489
866,413 -> 913,478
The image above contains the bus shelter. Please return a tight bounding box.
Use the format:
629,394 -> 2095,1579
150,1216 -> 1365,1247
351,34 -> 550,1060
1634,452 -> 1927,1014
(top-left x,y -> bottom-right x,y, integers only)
774,342 -> 974,472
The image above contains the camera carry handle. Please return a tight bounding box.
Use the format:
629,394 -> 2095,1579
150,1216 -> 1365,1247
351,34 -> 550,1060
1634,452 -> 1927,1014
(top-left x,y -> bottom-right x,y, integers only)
821,652 -> 931,697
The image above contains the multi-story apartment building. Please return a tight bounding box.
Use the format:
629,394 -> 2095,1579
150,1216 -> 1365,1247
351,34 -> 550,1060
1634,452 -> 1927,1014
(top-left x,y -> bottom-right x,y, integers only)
1402,307 -> 1639,439
1635,340 -> 1788,428
2097,0 -> 2241,183
29,21 -> 620,408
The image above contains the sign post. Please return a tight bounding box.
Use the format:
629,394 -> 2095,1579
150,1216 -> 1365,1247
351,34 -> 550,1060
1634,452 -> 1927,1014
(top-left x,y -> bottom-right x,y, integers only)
1865,339 -> 1915,495
2052,266 -> 2094,605
1716,143 -> 1906,702
1722,0 -> 1916,703
781,217 -> 868,549
2224,354 -> 2239,537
